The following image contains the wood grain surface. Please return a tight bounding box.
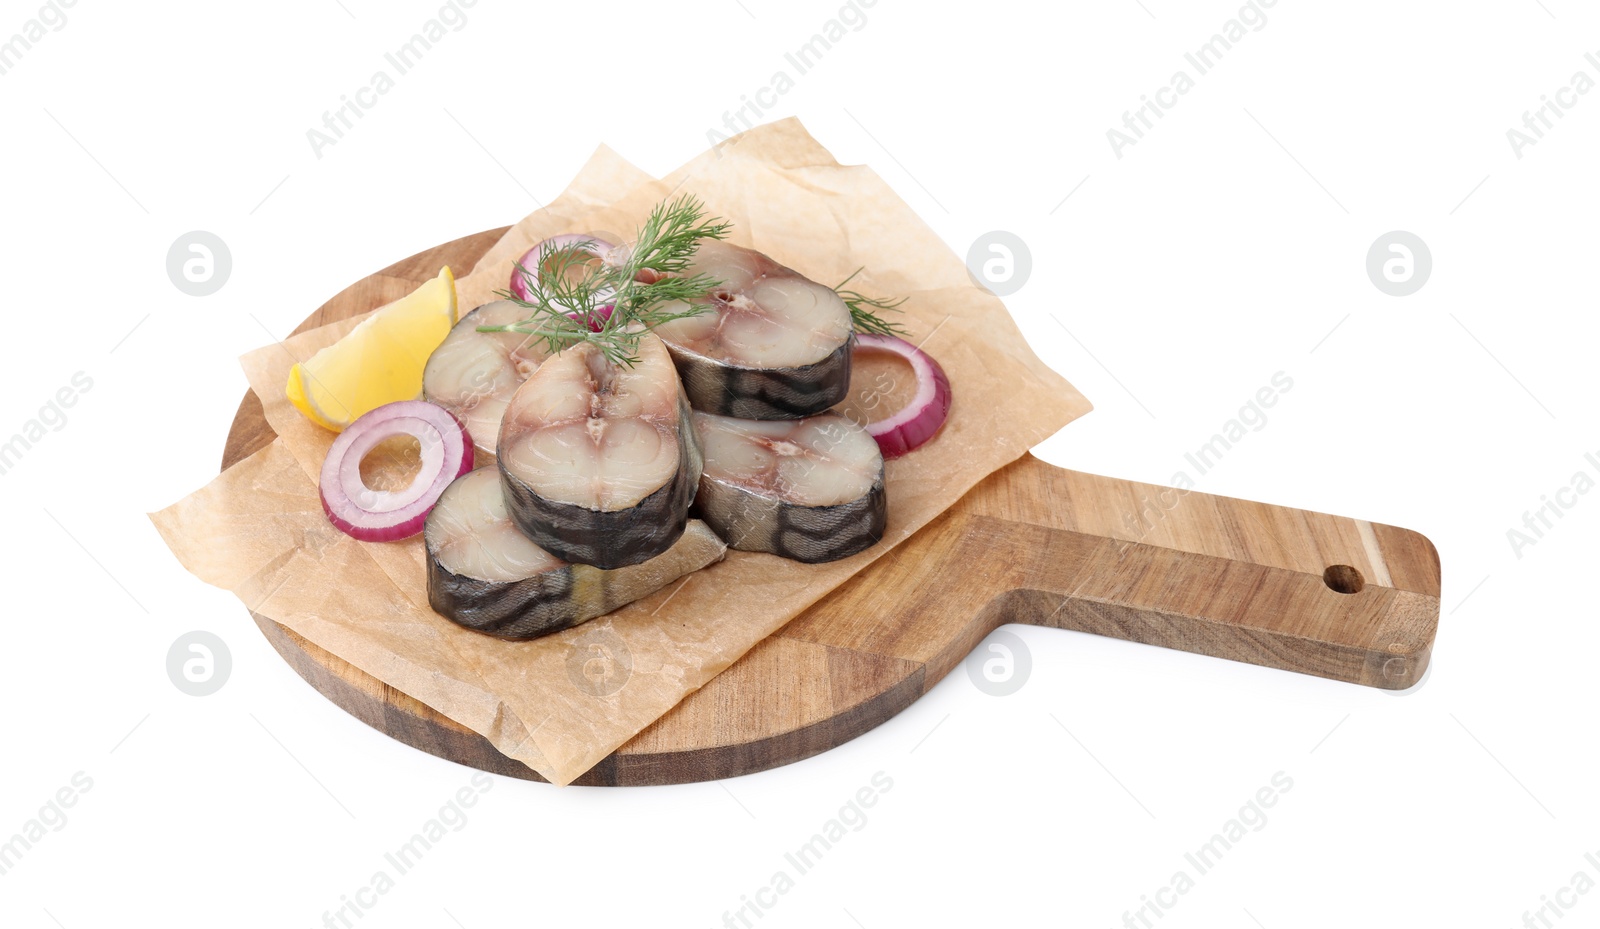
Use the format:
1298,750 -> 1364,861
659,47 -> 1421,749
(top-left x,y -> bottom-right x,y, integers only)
223,229 -> 1442,787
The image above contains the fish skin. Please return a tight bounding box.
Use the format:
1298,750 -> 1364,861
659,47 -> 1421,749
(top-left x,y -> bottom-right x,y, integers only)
427,558 -> 582,639
427,518 -> 727,640
665,335 -> 853,420
696,470 -> 886,563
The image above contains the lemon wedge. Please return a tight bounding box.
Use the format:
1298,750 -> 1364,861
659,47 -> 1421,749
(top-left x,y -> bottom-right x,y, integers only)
287,267 -> 458,432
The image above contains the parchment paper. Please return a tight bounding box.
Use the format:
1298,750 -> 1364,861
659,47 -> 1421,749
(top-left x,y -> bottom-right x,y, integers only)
151,119 -> 1091,786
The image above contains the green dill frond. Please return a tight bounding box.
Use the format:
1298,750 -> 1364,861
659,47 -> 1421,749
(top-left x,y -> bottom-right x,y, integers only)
481,196 -> 729,366
834,267 -> 909,337
628,194 -> 733,277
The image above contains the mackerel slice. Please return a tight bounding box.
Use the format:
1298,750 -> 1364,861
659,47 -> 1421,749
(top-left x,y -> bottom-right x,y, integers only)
425,468 -> 726,640
496,331 -> 702,569
423,300 -> 552,458
653,240 -> 854,420
693,410 -> 886,564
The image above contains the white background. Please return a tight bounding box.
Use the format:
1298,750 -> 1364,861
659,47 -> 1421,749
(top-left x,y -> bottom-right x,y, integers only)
2,0 -> 1597,926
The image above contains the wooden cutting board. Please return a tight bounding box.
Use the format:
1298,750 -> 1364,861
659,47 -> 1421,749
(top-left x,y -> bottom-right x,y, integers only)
223,229 -> 1441,787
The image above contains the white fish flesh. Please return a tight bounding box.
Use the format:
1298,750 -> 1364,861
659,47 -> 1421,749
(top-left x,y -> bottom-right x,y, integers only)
422,300 -> 551,457
653,240 -> 854,420
425,468 -> 726,639
692,410 -> 886,563
497,331 -> 703,569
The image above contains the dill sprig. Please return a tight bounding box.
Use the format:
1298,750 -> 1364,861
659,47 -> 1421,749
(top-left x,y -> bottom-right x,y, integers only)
835,267 -> 909,337
623,194 -> 733,278
480,194 -> 731,367
481,197 -> 909,362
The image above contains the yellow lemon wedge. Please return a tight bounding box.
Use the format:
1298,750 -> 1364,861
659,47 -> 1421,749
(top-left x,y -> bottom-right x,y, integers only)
286,267 -> 458,432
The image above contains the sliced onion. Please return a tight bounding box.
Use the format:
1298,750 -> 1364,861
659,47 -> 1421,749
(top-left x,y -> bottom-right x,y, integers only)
570,304 -> 614,332
851,333 -> 952,459
319,400 -> 473,542
510,234 -> 614,301
510,235 -> 618,333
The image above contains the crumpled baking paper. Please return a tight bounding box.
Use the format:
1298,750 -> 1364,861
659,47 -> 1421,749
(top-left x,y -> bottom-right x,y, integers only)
150,118 -> 1090,785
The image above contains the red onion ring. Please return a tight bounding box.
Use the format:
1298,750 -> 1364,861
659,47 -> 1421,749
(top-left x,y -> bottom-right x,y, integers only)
319,400 -> 473,542
510,234 -> 614,301
511,234 -> 617,331
852,333 -> 952,458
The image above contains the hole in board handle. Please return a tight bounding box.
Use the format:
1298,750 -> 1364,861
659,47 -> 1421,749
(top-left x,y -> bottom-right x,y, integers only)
1323,564 -> 1365,595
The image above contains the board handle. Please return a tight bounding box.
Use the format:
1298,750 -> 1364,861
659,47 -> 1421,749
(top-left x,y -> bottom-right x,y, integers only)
901,457 -> 1442,690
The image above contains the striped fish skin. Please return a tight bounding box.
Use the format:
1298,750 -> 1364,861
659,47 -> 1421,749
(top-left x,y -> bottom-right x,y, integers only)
497,333 -> 703,570
422,300 -> 551,458
692,411 -> 887,564
664,337 -> 853,420
424,468 -> 726,640
653,241 -> 854,421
